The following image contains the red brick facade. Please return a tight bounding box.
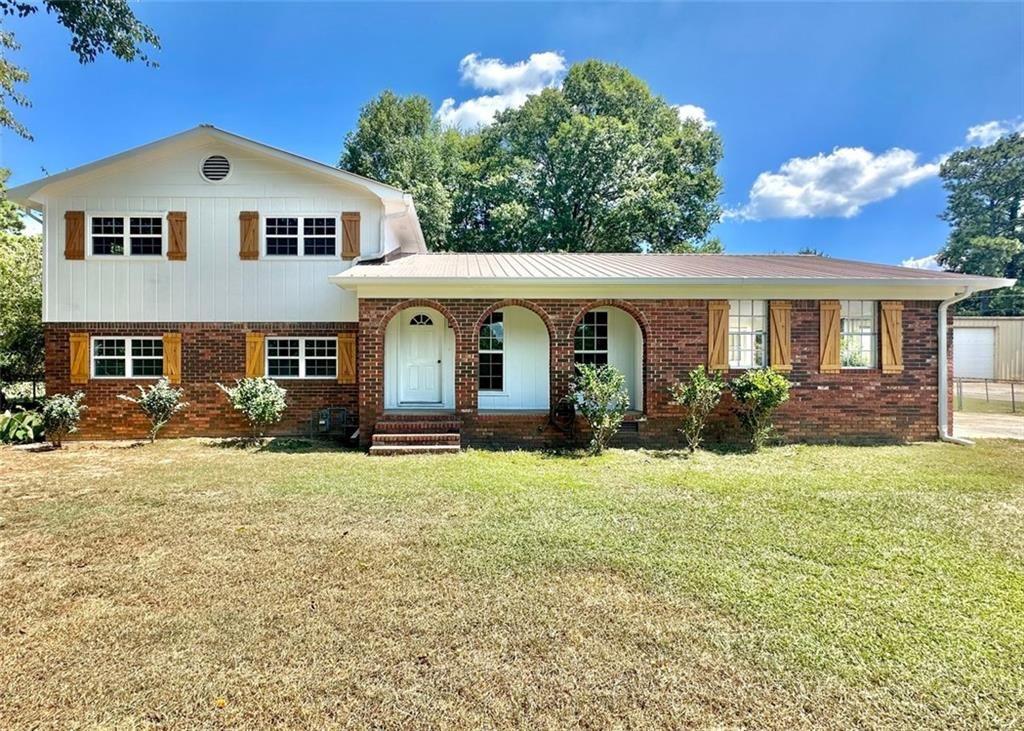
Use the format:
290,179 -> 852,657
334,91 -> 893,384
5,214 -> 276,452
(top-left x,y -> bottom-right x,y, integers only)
46,299 -> 950,446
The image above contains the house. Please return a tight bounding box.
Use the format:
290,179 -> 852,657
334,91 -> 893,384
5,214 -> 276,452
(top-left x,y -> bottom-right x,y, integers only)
8,126 -> 1015,451
953,317 -> 1024,381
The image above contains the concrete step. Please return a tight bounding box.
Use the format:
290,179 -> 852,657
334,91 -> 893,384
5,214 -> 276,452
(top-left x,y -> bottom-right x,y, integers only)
369,444 -> 461,456
372,432 -> 461,446
374,419 -> 461,434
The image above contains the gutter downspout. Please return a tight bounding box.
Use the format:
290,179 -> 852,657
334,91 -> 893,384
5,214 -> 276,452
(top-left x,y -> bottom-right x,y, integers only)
937,287 -> 976,445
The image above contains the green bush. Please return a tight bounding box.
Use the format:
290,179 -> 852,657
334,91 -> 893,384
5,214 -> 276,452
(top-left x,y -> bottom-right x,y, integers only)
218,377 -> 287,438
669,366 -> 725,452
118,379 -> 188,442
730,368 -> 791,451
0,408 -> 43,444
41,392 -> 86,448
568,363 -> 629,454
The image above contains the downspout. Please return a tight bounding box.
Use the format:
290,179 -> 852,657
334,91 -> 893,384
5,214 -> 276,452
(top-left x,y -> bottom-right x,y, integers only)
937,287 -> 976,445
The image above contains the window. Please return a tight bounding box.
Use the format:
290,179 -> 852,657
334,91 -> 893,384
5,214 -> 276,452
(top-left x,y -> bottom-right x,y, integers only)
264,216 -> 338,257
728,300 -> 767,369
574,311 -> 608,367
90,215 -> 164,257
91,337 -> 163,378
266,337 -> 337,378
478,312 -> 504,392
840,300 -> 878,368
409,314 -> 433,326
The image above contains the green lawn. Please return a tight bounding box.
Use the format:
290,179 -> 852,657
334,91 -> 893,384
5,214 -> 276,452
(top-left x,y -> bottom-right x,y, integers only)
1,439 -> 1022,728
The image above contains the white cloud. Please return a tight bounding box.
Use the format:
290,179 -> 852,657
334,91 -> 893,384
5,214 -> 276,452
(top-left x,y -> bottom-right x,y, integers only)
732,146 -> 940,220
673,104 -> 715,128
901,254 -> 942,271
965,119 -> 1024,146
437,52 -> 566,130
21,214 -> 41,235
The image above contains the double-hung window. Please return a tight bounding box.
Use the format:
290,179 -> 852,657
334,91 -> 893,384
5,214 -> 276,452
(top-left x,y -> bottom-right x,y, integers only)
90,215 -> 164,256
478,312 -> 504,392
840,300 -> 878,368
264,216 -> 338,257
91,337 -> 163,378
728,300 -> 767,369
266,337 -> 337,378
574,311 -> 609,367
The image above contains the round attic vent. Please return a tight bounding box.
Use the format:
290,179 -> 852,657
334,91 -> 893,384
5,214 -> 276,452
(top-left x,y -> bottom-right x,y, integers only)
200,154 -> 231,182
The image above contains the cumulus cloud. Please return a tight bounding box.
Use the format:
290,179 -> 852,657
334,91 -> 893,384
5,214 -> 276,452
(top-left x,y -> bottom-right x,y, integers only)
673,104 -> 715,128
901,254 -> 943,271
965,119 -> 1024,146
437,52 -> 566,130
732,146 -> 940,220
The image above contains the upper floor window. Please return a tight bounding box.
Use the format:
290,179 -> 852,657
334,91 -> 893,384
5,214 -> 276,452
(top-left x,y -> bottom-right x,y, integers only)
92,336 -> 163,378
728,300 -> 767,369
266,337 -> 337,378
574,311 -> 608,367
840,300 -> 877,368
90,215 -> 164,257
264,216 -> 338,257
478,312 -> 504,392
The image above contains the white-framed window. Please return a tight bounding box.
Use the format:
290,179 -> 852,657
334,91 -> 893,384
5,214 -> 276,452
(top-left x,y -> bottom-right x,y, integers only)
728,300 -> 768,369
266,337 -> 337,379
263,216 -> 339,257
574,310 -> 609,367
88,214 -> 165,257
91,336 -> 163,378
840,300 -> 878,368
478,312 -> 504,392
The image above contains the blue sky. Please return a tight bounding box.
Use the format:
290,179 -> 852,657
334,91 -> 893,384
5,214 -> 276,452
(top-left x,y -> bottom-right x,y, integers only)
2,2 -> 1021,266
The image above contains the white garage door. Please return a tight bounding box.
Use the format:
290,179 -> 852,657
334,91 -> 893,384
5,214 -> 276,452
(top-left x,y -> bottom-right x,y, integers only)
954,328 -> 995,379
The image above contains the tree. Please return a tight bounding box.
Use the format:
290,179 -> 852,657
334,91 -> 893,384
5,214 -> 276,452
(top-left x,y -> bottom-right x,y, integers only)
339,91 -> 459,250
0,169 -> 43,392
937,133 -> 1024,315
0,0 -> 160,139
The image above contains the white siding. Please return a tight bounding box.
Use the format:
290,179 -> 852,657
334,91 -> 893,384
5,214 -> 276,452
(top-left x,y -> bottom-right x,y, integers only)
42,140 -> 383,323
605,307 -> 644,411
478,306 -> 550,410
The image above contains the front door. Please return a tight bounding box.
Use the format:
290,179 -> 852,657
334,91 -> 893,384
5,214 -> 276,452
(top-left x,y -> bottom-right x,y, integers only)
400,312 -> 442,404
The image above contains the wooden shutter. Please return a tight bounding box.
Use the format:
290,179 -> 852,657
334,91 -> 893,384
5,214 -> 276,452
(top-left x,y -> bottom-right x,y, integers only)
341,212 -> 360,260
819,300 -> 841,374
239,211 -> 259,260
69,332 -> 90,384
880,301 -> 904,374
707,300 -> 729,371
167,212 -> 187,261
65,211 -> 85,260
337,332 -> 356,384
245,332 -> 265,377
769,301 -> 793,372
162,332 -> 182,384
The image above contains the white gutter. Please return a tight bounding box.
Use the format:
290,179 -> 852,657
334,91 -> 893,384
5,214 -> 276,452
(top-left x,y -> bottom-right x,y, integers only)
937,287 -> 977,445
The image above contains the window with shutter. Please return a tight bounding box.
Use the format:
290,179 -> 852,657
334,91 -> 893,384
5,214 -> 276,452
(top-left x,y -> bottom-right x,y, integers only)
240,212 -> 260,260
819,301 -> 841,373
707,301 -> 729,371
64,211 -> 85,260
341,212 -> 360,260
769,301 -> 792,372
167,212 -> 187,261
880,301 -> 904,374
162,333 -> 182,383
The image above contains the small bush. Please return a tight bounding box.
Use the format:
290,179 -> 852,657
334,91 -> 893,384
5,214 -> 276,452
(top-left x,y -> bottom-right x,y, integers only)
0,408 -> 43,444
118,379 -> 188,442
218,377 -> 287,438
730,368 -> 791,451
41,392 -> 86,448
568,363 -> 629,454
669,366 -> 725,452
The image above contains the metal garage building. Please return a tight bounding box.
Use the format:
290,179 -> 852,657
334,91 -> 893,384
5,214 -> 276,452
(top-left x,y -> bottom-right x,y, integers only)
953,317 -> 1024,381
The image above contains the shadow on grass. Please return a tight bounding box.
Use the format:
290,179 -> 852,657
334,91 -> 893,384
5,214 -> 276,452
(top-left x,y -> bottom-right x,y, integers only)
204,437 -> 355,453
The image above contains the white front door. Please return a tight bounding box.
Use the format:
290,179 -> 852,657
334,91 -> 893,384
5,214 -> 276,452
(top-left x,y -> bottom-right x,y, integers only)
400,312 -> 443,404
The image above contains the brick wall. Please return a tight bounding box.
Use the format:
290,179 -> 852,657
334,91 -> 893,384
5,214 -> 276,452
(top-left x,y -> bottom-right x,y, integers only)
45,322 -> 357,440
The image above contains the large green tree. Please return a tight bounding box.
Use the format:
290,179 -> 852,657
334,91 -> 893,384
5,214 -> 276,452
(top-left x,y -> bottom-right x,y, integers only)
937,132 -> 1024,315
1,0 -> 160,139
0,169 -> 43,391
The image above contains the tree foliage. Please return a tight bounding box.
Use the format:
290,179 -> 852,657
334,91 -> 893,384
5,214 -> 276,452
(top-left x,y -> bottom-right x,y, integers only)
0,169 -> 43,386
340,61 -> 724,253
0,0 -> 159,139
937,133 -> 1024,315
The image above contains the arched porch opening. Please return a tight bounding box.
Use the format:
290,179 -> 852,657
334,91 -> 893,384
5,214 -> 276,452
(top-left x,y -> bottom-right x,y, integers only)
572,304 -> 646,412
383,305 -> 456,410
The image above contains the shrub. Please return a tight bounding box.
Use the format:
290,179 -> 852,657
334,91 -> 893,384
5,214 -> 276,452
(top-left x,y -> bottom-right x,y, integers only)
118,379 -> 188,442
217,377 -> 287,438
41,392 -> 86,448
669,366 -> 725,452
568,363 -> 629,454
0,408 -> 43,444
730,368 -> 791,451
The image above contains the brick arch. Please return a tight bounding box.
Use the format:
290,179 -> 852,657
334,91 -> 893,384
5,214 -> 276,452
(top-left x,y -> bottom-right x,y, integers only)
378,299 -> 461,337
474,299 -> 555,341
568,299 -> 650,342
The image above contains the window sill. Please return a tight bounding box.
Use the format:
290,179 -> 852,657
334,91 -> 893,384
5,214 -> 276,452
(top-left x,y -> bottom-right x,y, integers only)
85,256 -> 166,262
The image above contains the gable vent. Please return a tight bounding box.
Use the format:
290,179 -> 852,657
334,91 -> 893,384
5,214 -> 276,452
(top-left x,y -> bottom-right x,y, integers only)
200,154 -> 231,182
